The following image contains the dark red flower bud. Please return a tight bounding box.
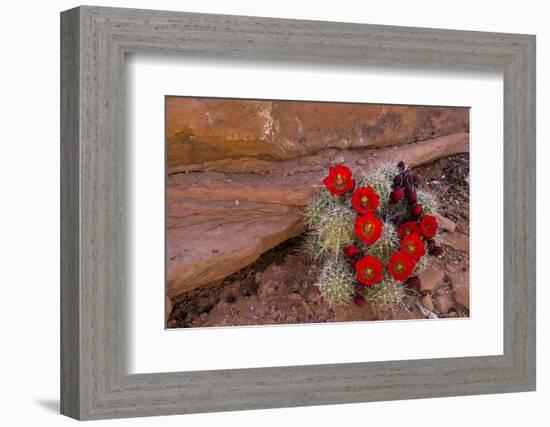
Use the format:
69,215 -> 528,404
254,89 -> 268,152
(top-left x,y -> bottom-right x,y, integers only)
354,294 -> 366,306
397,161 -> 405,171
411,204 -> 423,218
343,245 -> 360,258
390,187 -> 405,204
407,191 -> 417,205
393,175 -> 402,186
429,245 -> 443,256
405,276 -> 421,288
426,239 -> 436,249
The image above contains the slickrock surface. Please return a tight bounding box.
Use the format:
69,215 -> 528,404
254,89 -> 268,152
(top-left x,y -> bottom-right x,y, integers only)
167,98 -> 469,170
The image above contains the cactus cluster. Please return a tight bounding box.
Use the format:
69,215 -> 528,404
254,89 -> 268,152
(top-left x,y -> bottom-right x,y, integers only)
305,161 -> 444,310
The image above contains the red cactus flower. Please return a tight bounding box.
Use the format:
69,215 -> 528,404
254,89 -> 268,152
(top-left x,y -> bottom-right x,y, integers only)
388,251 -> 415,282
419,214 -> 438,239
389,187 -> 405,204
411,204 -> 424,218
355,214 -> 383,245
351,186 -> 380,215
356,255 -> 384,286
343,245 -> 360,258
398,221 -> 420,239
322,164 -> 355,196
400,233 -> 426,262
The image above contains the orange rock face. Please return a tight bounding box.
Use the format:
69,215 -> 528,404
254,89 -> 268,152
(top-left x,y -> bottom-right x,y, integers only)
167,97 -> 469,170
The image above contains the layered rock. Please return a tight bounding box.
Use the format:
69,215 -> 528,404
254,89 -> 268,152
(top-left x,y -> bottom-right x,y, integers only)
167,132 -> 469,298
167,97 -> 469,171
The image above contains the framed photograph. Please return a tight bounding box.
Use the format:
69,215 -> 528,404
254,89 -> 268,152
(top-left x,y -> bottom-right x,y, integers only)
61,6 -> 536,420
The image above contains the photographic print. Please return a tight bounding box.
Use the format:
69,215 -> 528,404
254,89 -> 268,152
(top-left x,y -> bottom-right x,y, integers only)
165,97 -> 470,328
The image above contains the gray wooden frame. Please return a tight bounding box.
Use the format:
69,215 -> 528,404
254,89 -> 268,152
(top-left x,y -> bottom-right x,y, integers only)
60,5 -> 536,420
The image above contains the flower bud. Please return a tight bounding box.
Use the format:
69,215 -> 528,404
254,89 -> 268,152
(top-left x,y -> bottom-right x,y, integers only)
397,161 -> 405,171
429,245 -> 443,256
407,191 -> 417,205
393,175 -> 403,186
405,276 -> 420,288
343,245 -> 360,258
389,187 -> 405,204
354,294 -> 366,306
426,239 -> 436,249
411,204 -> 423,218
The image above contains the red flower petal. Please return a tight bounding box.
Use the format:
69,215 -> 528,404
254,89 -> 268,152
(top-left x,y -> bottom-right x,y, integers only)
398,221 -> 420,238
388,251 -> 415,282
356,255 -> 384,286
322,164 -> 355,196
400,232 -> 426,262
351,186 -> 380,215
419,214 -> 438,239
354,214 -> 383,245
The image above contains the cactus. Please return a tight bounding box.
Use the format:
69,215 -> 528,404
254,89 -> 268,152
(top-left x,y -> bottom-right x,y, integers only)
358,163 -> 399,208
316,206 -> 355,256
307,160 -> 444,311
362,221 -> 399,265
362,277 -> 405,311
417,189 -> 439,214
316,258 -> 356,305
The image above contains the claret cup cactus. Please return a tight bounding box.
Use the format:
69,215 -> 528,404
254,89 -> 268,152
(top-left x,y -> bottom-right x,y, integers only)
305,161 -> 444,311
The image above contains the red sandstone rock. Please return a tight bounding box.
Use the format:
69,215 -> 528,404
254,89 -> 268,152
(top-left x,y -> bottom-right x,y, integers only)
435,213 -> 456,232
448,272 -> 470,309
442,232 -> 469,252
165,296 -> 172,319
421,295 -> 435,312
167,200 -> 305,298
166,97 -> 469,170
418,267 -> 445,293
434,294 -> 454,314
